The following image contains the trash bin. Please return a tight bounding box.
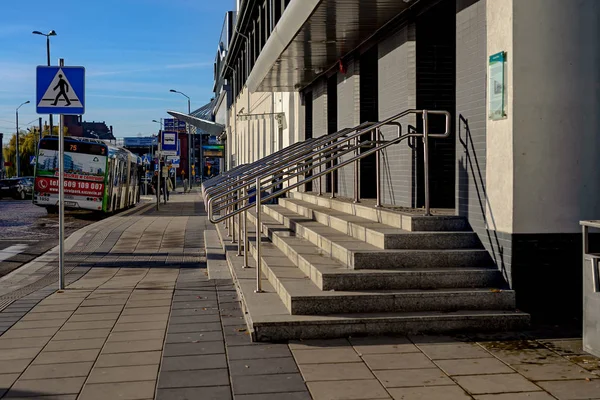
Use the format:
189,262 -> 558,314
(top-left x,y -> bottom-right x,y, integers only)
581,220 -> 600,358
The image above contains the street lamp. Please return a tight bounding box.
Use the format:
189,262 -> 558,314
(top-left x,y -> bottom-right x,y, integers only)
169,89 -> 196,187
32,30 -> 57,136
15,101 -> 31,177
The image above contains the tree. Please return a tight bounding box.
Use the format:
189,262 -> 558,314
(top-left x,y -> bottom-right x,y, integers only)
1,125 -> 67,177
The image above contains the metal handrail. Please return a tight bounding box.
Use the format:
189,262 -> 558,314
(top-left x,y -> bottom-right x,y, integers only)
204,110 -> 448,221
203,109 -> 451,292
202,139 -> 315,198
202,123 -> 374,201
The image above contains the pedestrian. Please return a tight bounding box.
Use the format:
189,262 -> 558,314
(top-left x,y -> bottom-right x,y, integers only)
166,176 -> 173,200
151,171 -> 166,202
181,169 -> 187,193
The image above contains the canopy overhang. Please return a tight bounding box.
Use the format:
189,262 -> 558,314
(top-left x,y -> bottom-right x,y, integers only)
247,0 -> 417,92
167,111 -> 225,136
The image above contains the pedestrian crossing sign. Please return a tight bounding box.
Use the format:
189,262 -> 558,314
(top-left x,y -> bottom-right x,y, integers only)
36,66 -> 85,115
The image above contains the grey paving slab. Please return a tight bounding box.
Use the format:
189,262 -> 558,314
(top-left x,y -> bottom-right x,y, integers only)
387,385 -> 471,400
299,362 -> 374,382
454,373 -> 541,395
227,344 -> 295,361
230,357 -> 300,377
51,329 -> 111,341
0,359 -> 31,375
156,386 -> 232,400
233,373 -> 308,395
167,321 -> 222,334
0,373 -> 20,389
7,377 -> 86,396
3,395 -> 77,400
117,314 -> 169,323
78,380 -> 156,400
10,320 -> 65,330
67,313 -> 120,322
121,306 -> 171,315
473,393 -> 556,400
168,314 -> 221,324
43,338 -> 106,352
73,305 -> 125,315
94,351 -> 162,368
28,305 -> 80,313
158,368 -> 230,389
306,379 -> 390,400
19,362 -> 94,380
126,299 -> 172,308
484,349 -> 563,365
288,338 -> 351,350
87,365 -> 159,384
171,301 -> 219,310
165,330 -> 223,344
513,361 -> 597,381
375,368 -> 454,388
161,354 -> 228,371
19,311 -> 74,321
32,349 -> 101,365
0,337 -> 52,350
537,379 -> 600,399
363,352 -> 436,370
0,348 -> 42,361
348,336 -> 419,354
112,321 -> 168,332
60,320 -> 116,331
435,357 -> 514,376
235,393 -> 312,400
163,341 -> 225,357
102,338 -> 164,353
418,343 -> 492,360
108,329 -> 165,342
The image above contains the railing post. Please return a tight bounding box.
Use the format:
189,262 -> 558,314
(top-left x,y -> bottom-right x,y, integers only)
236,188 -> 243,256
330,147 -> 336,200
422,110 -> 431,216
231,185 -> 237,245
255,177 -> 263,293
375,128 -> 382,208
354,135 -> 360,203
318,145 -> 323,196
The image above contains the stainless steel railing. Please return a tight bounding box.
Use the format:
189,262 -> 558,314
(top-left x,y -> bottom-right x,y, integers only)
201,109 -> 451,292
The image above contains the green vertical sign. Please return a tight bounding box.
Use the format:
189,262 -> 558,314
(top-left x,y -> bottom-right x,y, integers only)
489,51 -> 506,120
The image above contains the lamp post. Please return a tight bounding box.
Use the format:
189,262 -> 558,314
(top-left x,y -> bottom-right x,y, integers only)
15,101 -> 30,177
32,30 -> 57,136
169,89 -> 195,187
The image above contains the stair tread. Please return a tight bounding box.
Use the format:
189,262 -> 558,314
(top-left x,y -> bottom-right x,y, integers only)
254,237 -> 509,299
282,198 -> 473,236
263,219 -> 496,274
258,207 -> 485,254
219,223 -> 528,331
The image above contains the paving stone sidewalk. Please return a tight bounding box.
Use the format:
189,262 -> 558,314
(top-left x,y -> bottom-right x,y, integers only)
0,191 -> 599,399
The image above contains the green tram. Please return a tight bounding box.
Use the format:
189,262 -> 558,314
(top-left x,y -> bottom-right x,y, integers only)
34,136 -> 141,213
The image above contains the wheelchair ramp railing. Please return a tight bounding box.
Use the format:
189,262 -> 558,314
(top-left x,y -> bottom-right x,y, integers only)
201,109 -> 451,292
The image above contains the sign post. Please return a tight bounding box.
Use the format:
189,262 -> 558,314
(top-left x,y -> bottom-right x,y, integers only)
36,60 -> 85,291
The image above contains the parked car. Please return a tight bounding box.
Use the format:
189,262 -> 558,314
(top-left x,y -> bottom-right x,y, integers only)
0,177 -> 34,200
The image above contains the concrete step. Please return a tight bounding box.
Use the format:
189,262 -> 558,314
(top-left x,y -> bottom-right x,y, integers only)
256,206 -> 491,270
279,197 -> 481,250
246,236 -> 515,316
289,191 -> 469,231
240,212 -> 503,291
217,223 -> 530,341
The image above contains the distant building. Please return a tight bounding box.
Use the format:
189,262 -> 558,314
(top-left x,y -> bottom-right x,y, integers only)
63,116 -> 115,141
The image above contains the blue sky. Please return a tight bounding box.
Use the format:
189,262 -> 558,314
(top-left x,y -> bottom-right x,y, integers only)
0,0 -> 234,139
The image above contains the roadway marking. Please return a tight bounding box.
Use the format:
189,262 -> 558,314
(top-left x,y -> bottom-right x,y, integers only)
0,244 -> 29,263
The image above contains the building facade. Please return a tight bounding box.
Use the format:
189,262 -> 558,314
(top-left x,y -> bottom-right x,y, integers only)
218,0 -> 600,322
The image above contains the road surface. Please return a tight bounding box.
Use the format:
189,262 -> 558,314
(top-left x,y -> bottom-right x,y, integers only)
0,199 -> 102,277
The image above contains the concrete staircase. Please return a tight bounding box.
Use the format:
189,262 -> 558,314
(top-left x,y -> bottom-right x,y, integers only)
214,191 -> 529,341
